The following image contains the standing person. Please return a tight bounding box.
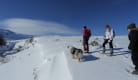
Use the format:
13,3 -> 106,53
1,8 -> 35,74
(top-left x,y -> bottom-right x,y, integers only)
102,25 -> 115,56
82,26 -> 91,53
127,23 -> 138,75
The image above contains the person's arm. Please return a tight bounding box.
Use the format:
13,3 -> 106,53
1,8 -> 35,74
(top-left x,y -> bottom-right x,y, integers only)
128,31 -> 136,50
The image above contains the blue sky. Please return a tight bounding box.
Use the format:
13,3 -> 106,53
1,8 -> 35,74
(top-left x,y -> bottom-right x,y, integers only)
0,0 -> 138,36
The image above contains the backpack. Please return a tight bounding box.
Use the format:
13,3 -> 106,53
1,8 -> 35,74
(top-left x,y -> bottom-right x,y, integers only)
112,30 -> 115,38
87,29 -> 91,37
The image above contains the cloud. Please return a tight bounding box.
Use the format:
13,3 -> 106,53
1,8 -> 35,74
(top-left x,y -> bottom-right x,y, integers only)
1,18 -> 78,36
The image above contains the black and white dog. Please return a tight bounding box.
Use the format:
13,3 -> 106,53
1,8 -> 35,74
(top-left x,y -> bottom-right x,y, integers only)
67,46 -> 83,62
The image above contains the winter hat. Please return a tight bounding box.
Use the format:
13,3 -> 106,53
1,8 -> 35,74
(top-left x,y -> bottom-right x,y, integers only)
127,23 -> 136,29
83,26 -> 87,29
105,25 -> 110,28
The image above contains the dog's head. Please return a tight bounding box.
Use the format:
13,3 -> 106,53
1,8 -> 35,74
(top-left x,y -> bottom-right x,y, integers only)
67,45 -> 74,49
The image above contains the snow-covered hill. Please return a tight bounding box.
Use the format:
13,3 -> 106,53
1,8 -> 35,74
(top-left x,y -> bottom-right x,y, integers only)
0,36 -> 137,80
0,28 -> 32,40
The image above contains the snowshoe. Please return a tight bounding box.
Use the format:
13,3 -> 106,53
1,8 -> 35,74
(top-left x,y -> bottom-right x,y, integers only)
0,55 -> 6,58
132,70 -> 138,75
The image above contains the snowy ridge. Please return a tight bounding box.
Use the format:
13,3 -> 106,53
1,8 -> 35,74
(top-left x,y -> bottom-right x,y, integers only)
34,37 -> 73,80
44,52 -> 72,80
0,28 -> 32,40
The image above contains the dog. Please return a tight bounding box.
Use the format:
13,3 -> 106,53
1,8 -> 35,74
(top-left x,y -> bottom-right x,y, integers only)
67,46 -> 83,62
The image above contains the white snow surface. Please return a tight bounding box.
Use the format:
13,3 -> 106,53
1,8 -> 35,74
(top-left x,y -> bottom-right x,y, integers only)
0,36 -> 138,80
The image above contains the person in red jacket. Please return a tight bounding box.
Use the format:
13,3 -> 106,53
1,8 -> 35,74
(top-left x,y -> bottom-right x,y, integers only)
83,26 -> 91,53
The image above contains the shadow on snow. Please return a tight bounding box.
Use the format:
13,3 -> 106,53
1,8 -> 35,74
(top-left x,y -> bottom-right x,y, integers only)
113,50 -> 131,56
90,48 -> 131,56
83,55 -> 99,62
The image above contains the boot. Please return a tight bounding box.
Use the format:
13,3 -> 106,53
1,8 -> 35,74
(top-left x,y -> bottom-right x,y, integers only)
86,48 -> 89,53
0,54 -> 6,58
110,48 -> 113,56
102,47 -> 105,54
83,45 -> 87,52
132,70 -> 138,75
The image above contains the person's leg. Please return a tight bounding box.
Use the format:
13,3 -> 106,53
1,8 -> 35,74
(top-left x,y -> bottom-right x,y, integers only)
109,40 -> 113,48
86,38 -> 89,52
131,53 -> 138,74
102,39 -> 108,53
109,40 -> 113,55
132,53 -> 138,70
83,37 -> 87,51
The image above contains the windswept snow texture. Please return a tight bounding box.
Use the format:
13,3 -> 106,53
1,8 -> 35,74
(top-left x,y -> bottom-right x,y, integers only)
0,36 -> 138,80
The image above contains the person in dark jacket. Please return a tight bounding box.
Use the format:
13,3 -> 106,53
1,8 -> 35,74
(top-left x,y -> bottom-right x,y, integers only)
127,23 -> 138,75
82,26 -> 91,53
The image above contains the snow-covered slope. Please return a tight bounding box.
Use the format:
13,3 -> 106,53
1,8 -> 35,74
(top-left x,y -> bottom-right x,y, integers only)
0,36 -> 137,80
0,28 -> 32,40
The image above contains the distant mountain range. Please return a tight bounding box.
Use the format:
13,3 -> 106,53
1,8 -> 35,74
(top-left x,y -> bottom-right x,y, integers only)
0,28 -> 33,40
